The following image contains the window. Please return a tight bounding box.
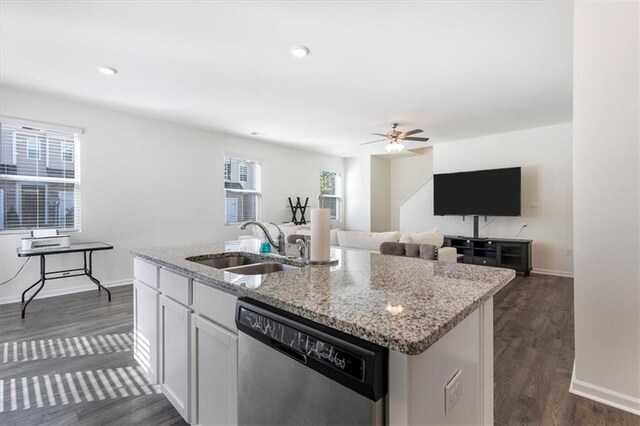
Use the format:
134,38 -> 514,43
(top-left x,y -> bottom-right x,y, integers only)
26,138 -> 41,160
0,119 -> 81,232
62,142 -> 74,162
320,170 -> 341,220
223,154 -> 261,224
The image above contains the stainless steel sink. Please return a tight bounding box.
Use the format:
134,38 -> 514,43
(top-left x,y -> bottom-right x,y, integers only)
185,254 -> 299,275
224,262 -> 299,275
185,255 -> 262,269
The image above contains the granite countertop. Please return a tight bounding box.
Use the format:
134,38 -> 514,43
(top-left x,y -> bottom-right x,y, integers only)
131,239 -> 515,355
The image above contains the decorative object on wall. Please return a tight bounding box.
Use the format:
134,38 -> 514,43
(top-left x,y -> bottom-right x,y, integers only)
361,123 -> 430,153
288,197 -> 309,225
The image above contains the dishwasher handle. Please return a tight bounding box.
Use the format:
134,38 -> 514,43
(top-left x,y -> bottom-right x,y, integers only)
271,340 -> 308,365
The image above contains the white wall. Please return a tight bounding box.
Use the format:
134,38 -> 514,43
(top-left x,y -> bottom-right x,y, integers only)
0,86 -> 344,304
370,156 -> 391,232
390,148 -> 433,231
344,155 -> 371,232
400,123 -> 573,276
572,1 -> 640,414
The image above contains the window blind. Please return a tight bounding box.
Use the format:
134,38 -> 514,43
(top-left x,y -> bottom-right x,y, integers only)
224,154 -> 261,224
320,170 -> 341,220
0,121 -> 81,232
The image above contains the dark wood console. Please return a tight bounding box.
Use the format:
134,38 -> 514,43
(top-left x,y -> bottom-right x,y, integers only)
443,235 -> 532,276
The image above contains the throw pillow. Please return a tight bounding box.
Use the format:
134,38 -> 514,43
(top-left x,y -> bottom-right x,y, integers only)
405,243 -> 421,257
419,244 -> 438,260
379,242 -> 405,256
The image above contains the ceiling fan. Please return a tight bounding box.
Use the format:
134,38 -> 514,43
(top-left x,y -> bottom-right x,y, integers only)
361,123 -> 430,152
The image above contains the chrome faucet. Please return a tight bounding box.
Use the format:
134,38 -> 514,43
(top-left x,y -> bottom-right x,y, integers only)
239,221 -> 286,256
296,237 -> 310,263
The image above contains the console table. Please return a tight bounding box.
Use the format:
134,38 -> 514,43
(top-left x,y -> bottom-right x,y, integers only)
16,242 -> 114,318
443,235 -> 532,276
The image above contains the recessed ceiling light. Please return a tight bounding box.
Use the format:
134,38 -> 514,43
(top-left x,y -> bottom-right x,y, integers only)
250,131 -> 259,136
97,65 -> 118,75
289,45 -> 310,58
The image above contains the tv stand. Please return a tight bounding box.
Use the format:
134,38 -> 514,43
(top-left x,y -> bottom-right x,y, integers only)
473,215 -> 480,238
444,235 -> 532,276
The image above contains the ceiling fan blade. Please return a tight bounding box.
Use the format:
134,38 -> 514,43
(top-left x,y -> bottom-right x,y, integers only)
402,129 -> 424,137
360,138 -> 387,145
371,133 -> 388,137
403,137 -> 430,142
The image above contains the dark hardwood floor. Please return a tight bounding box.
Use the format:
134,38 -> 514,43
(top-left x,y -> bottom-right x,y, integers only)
494,274 -> 639,426
0,286 -> 186,426
0,275 -> 637,425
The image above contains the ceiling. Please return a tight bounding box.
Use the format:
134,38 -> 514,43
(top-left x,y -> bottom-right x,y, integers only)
0,1 -> 573,157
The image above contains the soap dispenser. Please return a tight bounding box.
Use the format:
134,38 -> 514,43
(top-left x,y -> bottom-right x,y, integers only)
260,234 -> 271,254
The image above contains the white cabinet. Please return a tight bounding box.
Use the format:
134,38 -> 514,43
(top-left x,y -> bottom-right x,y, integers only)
160,267 -> 191,306
192,281 -> 237,333
133,256 -> 241,426
133,280 -> 159,384
134,258 -> 159,289
191,314 -> 238,426
160,294 -> 192,422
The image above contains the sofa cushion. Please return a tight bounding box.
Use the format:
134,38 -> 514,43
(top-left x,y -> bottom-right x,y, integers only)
399,228 -> 444,248
337,230 -> 401,251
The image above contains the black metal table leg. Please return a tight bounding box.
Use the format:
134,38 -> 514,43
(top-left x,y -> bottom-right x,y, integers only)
86,250 -> 111,302
21,255 -> 46,318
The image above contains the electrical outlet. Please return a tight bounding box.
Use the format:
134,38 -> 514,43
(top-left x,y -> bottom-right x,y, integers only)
445,369 -> 462,414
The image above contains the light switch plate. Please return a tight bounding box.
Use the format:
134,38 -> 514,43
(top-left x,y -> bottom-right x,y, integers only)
445,369 -> 462,414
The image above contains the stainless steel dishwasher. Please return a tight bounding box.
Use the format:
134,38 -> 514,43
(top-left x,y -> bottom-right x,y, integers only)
236,298 -> 387,426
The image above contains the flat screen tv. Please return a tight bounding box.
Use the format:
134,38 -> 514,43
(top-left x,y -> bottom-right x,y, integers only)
433,167 -> 521,216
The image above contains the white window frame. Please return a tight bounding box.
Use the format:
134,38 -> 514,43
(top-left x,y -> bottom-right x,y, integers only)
319,170 -> 342,221
0,117 -> 83,234
223,154 -> 262,225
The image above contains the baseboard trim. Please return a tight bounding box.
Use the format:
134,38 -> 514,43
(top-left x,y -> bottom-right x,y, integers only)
531,268 -> 574,278
570,361 -> 640,416
0,279 -> 133,305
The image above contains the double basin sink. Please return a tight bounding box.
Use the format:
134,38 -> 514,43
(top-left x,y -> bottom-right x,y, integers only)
185,253 -> 300,276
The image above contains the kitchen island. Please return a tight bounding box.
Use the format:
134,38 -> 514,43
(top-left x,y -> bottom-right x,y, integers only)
131,239 -> 514,425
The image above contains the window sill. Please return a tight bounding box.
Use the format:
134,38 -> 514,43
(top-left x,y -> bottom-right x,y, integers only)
0,228 -> 81,236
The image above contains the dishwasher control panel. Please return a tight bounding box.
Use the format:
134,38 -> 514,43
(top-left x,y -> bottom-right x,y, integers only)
238,305 -> 365,381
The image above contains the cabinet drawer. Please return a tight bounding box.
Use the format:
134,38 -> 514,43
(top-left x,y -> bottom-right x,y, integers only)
192,281 -> 237,333
160,268 -> 191,306
134,258 -> 158,289
474,257 -> 497,267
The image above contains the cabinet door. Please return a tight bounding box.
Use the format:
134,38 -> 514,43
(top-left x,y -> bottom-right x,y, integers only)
191,314 -> 238,426
133,280 -> 159,384
160,294 -> 191,422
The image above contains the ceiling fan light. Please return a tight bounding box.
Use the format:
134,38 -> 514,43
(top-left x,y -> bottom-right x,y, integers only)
385,142 -> 405,153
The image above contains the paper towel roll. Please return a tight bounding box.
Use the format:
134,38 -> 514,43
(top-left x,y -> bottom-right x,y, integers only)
310,208 -> 331,262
